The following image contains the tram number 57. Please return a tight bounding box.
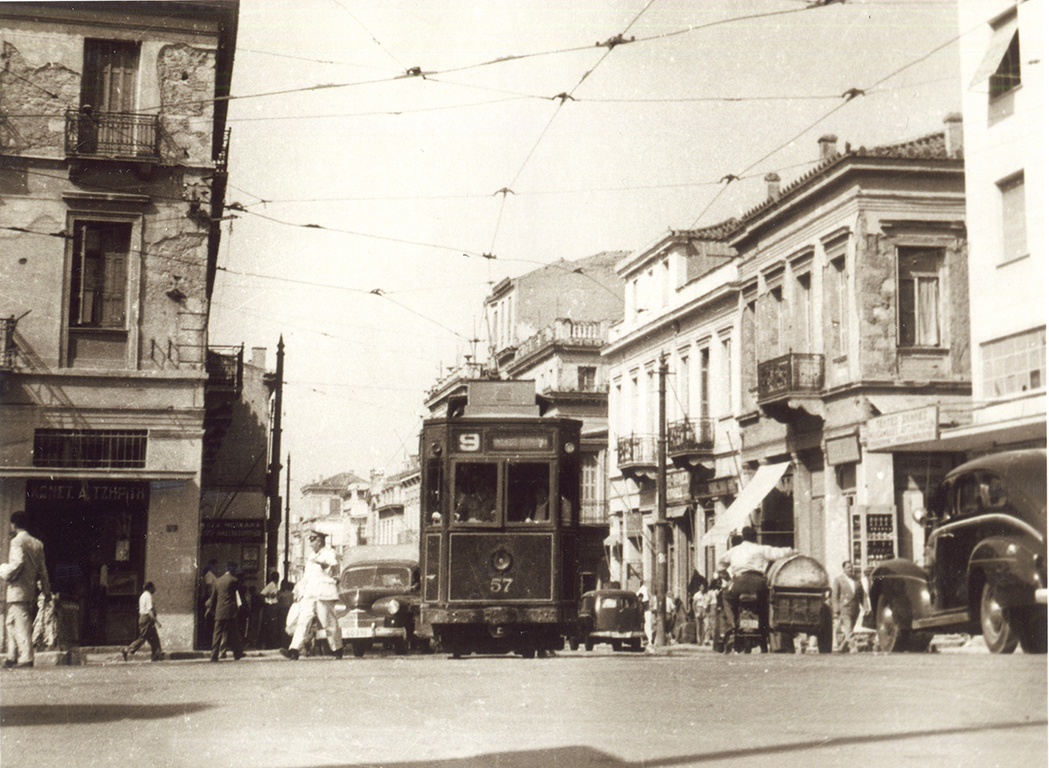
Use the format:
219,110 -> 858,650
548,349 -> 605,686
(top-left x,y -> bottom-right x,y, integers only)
490,578 -> 513,593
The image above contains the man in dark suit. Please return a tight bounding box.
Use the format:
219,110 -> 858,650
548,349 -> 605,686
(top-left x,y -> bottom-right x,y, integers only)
205,562 -> 246,662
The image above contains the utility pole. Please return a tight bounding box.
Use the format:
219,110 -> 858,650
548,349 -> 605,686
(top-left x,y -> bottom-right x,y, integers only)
283,452 -> 291,582
266,336 -> 284,575
655,355 -> 668,646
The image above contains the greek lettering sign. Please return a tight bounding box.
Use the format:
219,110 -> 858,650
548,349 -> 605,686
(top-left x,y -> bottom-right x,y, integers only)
866,405 -> 939,451
825,434 -> 861,466
201,518 -> 265,544
25,480 -> 148,506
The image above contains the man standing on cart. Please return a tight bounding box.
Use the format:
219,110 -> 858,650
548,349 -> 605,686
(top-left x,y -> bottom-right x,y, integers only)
716,526 -> 795,653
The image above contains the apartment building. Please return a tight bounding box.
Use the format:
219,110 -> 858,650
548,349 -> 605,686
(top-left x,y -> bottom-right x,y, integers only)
0,1 -> 238,650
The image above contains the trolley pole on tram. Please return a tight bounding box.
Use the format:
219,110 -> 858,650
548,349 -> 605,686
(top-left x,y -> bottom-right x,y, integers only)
655,356 -> 668,647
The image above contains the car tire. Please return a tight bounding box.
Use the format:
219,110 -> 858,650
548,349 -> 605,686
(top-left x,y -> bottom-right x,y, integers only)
1014,605 -> 1048,654
584,638 -> 594,652
568,637 -> 579,651
876,594 -> 913,653
629,638 -> 642,652
980,582 -> 1019,654
392,639 -> 408,656
351,641 -> 368,658
611,640 -> 622,652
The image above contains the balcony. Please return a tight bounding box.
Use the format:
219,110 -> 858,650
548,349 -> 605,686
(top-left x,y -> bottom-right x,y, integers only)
757,352 -> 825,421
65,108 -> 161,161
667,417 -> 715,469
616,433 -> 658,481
205,346 -> 243,394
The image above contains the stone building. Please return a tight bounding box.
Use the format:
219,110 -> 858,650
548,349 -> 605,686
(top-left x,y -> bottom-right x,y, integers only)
293,471 -> 370,578
0,1 -> 239,650
604,224 -> 742,598
370,461 -> 421,547
725,130 -> 969,574
606,128 -> 970,598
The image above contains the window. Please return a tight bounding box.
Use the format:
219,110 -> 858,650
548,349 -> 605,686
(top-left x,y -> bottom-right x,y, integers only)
33,429 -> 146,469
70,221 -> 130,329
897,247 -> 943,347
981,327 -> 1046,398
577,366 -> 596,392
678,353 -> 690,416
506,462 -> 550,523
999,173 -> 1027,262
989,26 -> 1021,99
796,272 -> 812,352
699,347 -> 710,419
453,462 -> 498,524
719,334 -> 733,415
826,247 -> 848,359
82,39 -> 139,113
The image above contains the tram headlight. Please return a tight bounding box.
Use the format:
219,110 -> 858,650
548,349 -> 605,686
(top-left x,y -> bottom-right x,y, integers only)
564,442 -> 576,454
386,599 -> 401,616
491,548 -> 513,572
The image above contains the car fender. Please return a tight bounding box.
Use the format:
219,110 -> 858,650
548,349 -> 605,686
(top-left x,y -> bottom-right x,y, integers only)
867,558 -> 934,628
969,535 -> 1042,610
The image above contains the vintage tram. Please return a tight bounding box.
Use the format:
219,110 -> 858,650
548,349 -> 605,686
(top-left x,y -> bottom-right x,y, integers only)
418,380 -> 602,657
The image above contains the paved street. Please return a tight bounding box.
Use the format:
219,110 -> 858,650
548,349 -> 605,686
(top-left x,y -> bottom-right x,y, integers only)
1,646 -> 1044,768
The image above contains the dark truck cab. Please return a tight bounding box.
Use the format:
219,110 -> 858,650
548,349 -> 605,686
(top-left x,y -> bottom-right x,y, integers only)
866,449 -> 1046,654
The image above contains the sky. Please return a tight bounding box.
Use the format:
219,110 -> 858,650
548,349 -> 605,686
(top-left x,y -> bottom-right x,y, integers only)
207,0 -> 963,508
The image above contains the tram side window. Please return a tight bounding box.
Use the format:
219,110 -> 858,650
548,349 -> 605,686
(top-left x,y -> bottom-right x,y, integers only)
425,458 -> 443,526
507,462 -> 551,523
454,462 -> 498,523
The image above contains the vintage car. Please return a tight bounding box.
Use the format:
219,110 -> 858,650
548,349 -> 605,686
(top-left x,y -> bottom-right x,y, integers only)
331,558 -> 426,657
569,589 -> 645,652
866,449 -> 1047,654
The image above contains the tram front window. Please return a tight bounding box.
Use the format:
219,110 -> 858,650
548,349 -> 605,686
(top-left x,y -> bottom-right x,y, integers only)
508,462 -> 551,523
454,462 -> 498,523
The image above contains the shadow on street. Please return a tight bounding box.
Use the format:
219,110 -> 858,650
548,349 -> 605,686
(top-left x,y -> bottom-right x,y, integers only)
274,718 -> 1048,768
0,702 -> 212,727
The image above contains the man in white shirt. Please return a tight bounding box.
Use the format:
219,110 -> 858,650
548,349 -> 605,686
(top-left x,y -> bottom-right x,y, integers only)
122,582 -> 162,661
282,530 -> 344,660
716,526 -> 795,652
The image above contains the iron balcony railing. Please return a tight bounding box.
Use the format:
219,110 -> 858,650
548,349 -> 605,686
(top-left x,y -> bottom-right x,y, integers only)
616,434 -> 658,468
206,345 -> 243,392
579,499 -> 609,526
65,108 -> 161,160
667,417 -> 715,455
757,352 -> 824,402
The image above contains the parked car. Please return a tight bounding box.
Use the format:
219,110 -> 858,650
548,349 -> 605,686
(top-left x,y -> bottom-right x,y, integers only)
570,589 -> 645,652
866,449 -> 1046,654
330,559 -> 426,657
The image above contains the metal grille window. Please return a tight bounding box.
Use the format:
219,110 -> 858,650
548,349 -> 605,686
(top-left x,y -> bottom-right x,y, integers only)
33,429 -> 147,469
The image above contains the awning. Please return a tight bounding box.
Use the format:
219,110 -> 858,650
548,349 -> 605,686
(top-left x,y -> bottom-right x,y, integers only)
700,462 -> 790,546
970,15 -> 1018,88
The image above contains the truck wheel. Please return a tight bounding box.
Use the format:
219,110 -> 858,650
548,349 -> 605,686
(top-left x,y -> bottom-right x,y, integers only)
392,639 -> 408,655
1015,605 -> 1048,654
876,594 -> 913,652
980,583 -> 1019,654
351,641 -> 368,658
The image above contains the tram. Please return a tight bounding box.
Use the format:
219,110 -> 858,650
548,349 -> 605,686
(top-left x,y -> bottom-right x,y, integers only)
418,380 -> 601,657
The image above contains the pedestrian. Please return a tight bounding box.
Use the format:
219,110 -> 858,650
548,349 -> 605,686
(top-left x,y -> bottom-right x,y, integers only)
832,560 -> 864,653
692,585 -> 706,645
1,511 -> 51,669
636,579 -> 652,646
703,579 -> 720,646
259,571 -> 280,649
282,529 -> 344,660
205,562 -> 246,662
122,582 -> 163,662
